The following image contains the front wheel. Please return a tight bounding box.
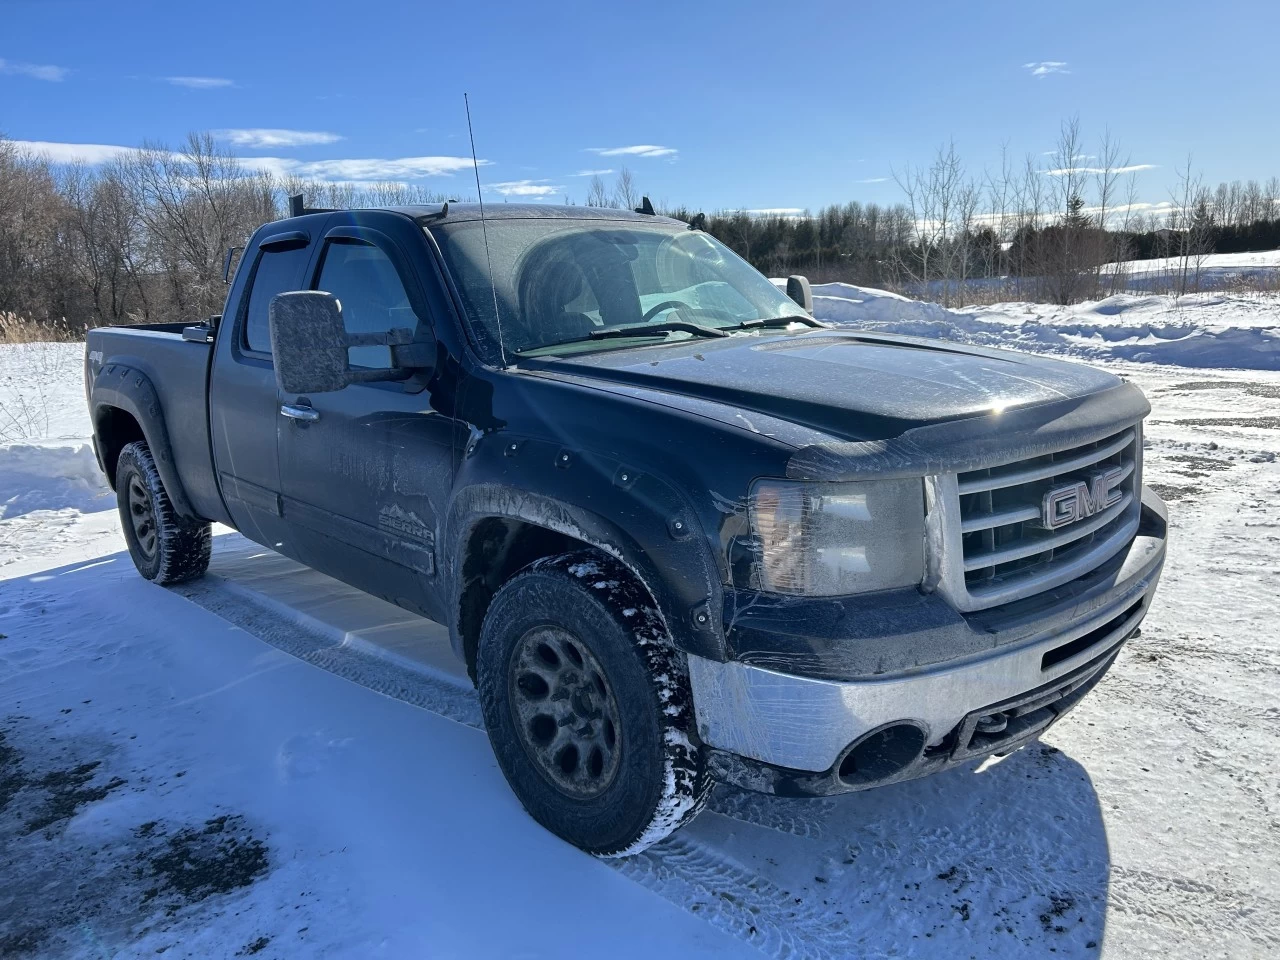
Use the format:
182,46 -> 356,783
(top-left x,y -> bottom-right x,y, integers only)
116,441 -> 211,585
476,551 -> 710,856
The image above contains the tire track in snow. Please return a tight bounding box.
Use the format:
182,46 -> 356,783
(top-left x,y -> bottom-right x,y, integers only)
706,783 -> 837,840
1109,866 -> 1280,951
173,577 -> 484,729
617,834 -> 859,960
172,574 -> 842,959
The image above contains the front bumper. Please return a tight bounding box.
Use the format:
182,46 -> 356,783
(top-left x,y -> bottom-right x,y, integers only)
688,488 -> 1167,796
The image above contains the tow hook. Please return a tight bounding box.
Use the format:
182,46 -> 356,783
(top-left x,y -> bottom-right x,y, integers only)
976,713 -> 1008,734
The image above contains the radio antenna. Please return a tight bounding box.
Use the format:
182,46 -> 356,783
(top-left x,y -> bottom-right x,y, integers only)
464,93 -> 506,365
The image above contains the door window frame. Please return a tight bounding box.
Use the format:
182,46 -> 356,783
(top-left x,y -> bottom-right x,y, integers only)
236,229 -> 315,363
307,223 -> 438,389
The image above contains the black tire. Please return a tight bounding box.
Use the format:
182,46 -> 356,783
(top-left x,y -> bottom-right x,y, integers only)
116,441 -> 211,585
476,551 -> 711,857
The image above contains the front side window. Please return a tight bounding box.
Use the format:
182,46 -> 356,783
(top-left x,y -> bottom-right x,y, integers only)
314,239 -> 418,368
429,219 -> 804,361
243,245 -> 311,354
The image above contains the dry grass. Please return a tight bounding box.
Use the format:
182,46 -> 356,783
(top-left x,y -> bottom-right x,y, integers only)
0,313 -> 85,344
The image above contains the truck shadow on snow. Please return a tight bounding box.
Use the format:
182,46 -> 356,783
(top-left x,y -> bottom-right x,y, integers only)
3,544 -> 1112,959
183,535 -> 1114,959
677,744 -> 1111,957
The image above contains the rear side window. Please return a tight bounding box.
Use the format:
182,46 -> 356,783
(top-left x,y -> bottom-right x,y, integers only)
243,245 -> 311,354
314,239 -> 417,368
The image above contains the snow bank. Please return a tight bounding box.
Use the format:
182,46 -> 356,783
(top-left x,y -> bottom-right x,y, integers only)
787,281 -> 1280,370
0,442 -> 109,519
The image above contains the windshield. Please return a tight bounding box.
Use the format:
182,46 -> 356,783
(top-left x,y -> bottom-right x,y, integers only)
429,218 -> 806,362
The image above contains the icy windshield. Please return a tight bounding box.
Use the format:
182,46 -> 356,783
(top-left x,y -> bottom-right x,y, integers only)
428,218 -> 805,362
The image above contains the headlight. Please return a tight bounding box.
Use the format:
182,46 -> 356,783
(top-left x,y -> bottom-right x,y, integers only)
748,478 -> 925,596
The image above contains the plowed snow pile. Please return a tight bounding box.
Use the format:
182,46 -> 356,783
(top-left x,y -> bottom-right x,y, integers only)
2,302 -> 1279,957
808,282 -> 1280,369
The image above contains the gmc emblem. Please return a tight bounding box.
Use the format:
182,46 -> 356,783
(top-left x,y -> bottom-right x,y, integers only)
1041,467 -> 1125,530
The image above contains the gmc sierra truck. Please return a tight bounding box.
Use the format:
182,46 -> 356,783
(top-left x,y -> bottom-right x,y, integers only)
85,201 -> 1167,856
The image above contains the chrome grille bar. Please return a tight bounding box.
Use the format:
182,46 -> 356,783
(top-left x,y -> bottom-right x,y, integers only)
925,424 -> 1143,613
960,461 -> 1135,535
962,491 -> 1133,571
958,429 -> 1136,495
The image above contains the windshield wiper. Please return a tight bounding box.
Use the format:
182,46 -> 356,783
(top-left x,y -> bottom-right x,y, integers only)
513,320 -> 728,356
732,315 -> 825,330
588,320 -> 729,341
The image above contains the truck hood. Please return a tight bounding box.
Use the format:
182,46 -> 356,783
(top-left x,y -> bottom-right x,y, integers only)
521,330 -> 1124,442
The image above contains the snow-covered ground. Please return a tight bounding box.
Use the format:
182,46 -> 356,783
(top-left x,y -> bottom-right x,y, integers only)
2,331 -> 1279,958
1105,248 -> 1280,293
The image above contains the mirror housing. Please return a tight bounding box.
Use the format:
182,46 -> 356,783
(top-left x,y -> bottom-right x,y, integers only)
786,275 -> 814,315
268,290 -> 434,395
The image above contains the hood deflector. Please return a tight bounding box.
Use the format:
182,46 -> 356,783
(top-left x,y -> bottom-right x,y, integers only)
786,382 -> 1150,481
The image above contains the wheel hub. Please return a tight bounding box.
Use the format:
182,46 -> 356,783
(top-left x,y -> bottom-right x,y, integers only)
509,627 -> 623,800
127,474 -> 158,560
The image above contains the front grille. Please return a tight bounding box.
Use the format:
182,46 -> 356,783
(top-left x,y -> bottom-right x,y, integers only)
953,427 -> 1140,609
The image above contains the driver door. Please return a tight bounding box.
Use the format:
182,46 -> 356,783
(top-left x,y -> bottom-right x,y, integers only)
275,217 -> 458,619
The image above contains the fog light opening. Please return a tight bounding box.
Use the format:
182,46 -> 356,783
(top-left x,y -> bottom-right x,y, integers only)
838,722 -> 927,785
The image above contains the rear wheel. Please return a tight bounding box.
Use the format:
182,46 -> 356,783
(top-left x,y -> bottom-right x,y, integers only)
116,441 -> 211,584
476,551 -> 710,856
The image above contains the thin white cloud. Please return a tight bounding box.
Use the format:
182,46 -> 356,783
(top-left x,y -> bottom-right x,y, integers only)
9,140 -> 138,164
0,58 -> 69,81
1023,61 -> 1069,78
215,128 -> 343,149
961,198 -> 1179,231
1044,163 -> 1157,176
743,208 -> 805,217
487,179 -> 562,197
165,76 -> 234,89
855,177 -> 889,184
240,155 -> 485,181
572,168 -> 614,177
587,145 -> 677,158
9,139 -> 485,182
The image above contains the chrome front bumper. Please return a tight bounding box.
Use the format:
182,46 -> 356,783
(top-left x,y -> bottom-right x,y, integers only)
689,489 -> 1167,781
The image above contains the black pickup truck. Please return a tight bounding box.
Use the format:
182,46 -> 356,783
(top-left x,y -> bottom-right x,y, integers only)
85,201 -> 1167,856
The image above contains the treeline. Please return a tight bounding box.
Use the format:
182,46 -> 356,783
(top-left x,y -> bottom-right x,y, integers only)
661,120 -> 1280,305
0,133 -> 447,340
5,120 -> 1280,342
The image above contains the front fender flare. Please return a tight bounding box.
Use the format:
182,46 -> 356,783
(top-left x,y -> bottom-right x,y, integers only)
445,478 -> 727,664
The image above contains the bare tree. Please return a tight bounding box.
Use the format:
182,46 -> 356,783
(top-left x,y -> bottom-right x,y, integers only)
893,140 -> 967,305
613,167 -> 638,210
585,174 -> 610,208
1038,117 -> 1107,304
1169,156 -> 1214,295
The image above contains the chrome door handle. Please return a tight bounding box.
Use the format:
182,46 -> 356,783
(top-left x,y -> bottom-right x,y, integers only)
279,404 -> 319,422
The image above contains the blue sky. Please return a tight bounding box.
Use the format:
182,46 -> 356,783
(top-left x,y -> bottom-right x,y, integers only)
3,0 -> 1278,213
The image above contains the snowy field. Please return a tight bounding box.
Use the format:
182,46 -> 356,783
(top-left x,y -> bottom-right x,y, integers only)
2,302 -> 1279,957
1106,249 -> 1280,293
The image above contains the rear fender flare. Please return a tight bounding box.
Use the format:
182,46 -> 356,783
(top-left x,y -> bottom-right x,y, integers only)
91,361 -> 198,519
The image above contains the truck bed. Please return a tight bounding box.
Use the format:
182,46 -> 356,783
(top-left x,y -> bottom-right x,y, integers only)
85,324 -> 226,523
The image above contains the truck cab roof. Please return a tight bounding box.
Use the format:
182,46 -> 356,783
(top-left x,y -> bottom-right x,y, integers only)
354,203 -> 684,229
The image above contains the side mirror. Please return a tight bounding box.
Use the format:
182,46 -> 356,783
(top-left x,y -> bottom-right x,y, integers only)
268,291 -> 435,395
786,275 -> 813,315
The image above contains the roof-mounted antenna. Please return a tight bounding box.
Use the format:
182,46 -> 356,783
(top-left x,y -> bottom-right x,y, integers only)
464,93 -> 507,366
634,196 -> 655,216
